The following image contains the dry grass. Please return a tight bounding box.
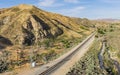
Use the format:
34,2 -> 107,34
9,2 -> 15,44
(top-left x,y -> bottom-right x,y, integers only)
0,4 -> 92,45
100,23 -> 120,63
0,4 -> 93,73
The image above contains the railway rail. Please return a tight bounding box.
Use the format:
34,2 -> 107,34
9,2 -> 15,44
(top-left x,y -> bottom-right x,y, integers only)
39,32 -> 96,75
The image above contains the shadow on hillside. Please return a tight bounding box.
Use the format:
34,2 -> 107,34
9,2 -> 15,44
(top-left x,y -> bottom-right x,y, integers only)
32,15 -> 54,38
32,15 -> 50,30
0,35 -> 13,49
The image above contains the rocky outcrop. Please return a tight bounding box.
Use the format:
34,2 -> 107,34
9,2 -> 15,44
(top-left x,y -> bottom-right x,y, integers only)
0,4 -> 91,46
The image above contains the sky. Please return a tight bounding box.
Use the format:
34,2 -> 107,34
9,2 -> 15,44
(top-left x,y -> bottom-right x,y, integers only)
1,0 -> 120,19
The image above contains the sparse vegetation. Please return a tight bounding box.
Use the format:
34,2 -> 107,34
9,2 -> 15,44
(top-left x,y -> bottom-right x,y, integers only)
97,28 -> 106,34
2,4 -> 120,75
0,4 -> 93,73
67,23 -> 120,74
0,50 -> 11,73
104,23 -> 120,62
67,40 -> 107,75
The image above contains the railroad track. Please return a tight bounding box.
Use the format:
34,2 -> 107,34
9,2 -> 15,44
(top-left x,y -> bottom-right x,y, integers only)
39,32 -> 96,75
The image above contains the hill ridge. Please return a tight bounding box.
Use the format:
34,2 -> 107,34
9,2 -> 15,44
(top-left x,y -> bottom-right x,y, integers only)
0,4 -> 92,47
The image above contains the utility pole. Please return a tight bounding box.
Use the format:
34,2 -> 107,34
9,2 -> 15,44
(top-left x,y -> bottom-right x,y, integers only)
30,46 -> 34,68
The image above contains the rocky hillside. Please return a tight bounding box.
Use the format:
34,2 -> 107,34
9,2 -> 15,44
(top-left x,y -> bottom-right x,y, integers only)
0,4 -> 92,47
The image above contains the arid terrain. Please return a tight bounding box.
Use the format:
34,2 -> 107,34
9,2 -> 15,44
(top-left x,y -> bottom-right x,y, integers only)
0,4 -> 120,75
67,23 -> 120,75
0,4 -> 94,74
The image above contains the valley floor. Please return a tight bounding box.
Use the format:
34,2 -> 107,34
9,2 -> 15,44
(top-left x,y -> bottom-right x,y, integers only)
67,23 -> 120,75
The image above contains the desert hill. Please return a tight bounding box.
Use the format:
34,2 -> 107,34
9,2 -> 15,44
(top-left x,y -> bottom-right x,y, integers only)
0,4 -> 92,48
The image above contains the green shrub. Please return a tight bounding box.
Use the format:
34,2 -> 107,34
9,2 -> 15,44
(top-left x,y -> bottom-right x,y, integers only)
98,28 -> 105,34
